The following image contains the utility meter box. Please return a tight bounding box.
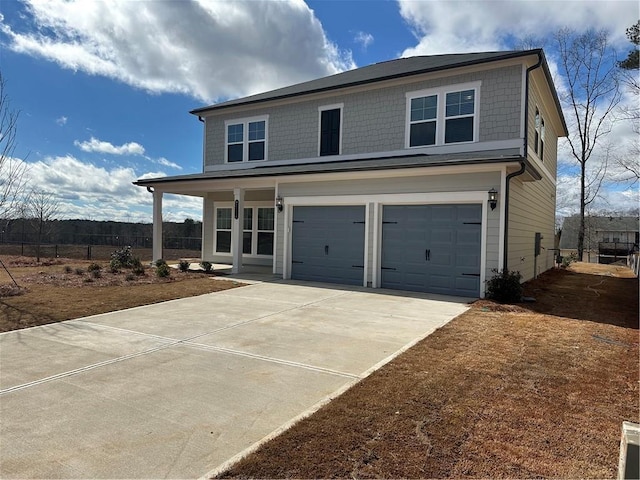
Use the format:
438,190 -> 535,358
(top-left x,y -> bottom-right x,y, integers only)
534,232 -> 543,257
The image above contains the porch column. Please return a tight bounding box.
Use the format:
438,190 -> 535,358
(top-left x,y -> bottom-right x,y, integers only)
231,188 -> 245,273
152,189 -> 163,263
202,196 -> 214,262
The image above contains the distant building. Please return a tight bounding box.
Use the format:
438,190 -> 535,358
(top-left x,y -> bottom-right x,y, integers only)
560,215 -> 639,263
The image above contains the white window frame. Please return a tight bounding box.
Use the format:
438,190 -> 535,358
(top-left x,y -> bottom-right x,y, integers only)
214,206 -> 232,254
213,202 -> 275,257
318,103 -> 344,156
224,115 -> 269,163
405,81 -> 480,148
533,106 -> 546,162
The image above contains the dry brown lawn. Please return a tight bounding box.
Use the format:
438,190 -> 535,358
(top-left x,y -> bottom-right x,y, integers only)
218,262 -> 639,479
0,256 -> 241,332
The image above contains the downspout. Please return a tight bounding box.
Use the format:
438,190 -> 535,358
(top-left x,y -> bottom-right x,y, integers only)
198,116 -> 205,171
503,51 -> 543,270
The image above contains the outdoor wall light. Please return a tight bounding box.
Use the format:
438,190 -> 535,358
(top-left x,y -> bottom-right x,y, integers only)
275,196 -> 284,212
488,188 -> 498,211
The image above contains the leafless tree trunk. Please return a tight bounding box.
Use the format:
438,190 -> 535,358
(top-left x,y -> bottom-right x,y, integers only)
555,28 -> 621,261
27,191 -> 60,262
0,72 -> 29,219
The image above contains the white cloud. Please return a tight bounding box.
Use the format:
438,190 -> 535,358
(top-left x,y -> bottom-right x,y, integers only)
55,116 -> 67,126
354,31 -> 374,49
17,155 -> 201,221
74,137 -> 145,156
155,157 -> 182,170
72,136 -> 181,170
397,0 -> 637,56
0,0 -> 355,103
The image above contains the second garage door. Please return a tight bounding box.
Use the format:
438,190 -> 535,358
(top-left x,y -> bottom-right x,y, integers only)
381,204 -> 482,296
291,206 -> 366,286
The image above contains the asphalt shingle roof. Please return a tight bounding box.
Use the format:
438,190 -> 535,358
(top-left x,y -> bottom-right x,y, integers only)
191,50 -> 543,115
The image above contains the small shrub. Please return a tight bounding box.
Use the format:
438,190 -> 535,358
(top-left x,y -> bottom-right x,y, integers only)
87,263 -> 101,272
109,259 -> 121,273
156,263 -> 170,278
486,268 -> 523,303
155,259 -> 168,268
83,277 -> 94,283
132,263 -> 146,276
200,261 -> 213,273
91,269 -> 102,279
178,260 -> 190,272
75,268 -> 84,275
562,251 -> 578,268
111,246 -> 134,268
125,273 -> 135,281
63,265 -> 72,274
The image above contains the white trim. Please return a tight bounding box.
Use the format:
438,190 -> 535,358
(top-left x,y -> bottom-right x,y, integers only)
273,183 -> 280,274
372,202 -> 381,289
283,202 -> 290,279
224,115 -> 269,164
363,202 -> 370,287
317,103 -> 344,156
480,200 -> 488,298
405,81 -> 481,148
213,201 -> 275,259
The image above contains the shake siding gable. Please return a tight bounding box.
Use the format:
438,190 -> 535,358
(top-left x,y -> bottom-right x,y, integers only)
203,65 -> 523,167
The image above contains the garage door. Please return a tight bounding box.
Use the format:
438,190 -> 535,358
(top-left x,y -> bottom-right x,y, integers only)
381,204 -> 481,296
291,206 -> 365,285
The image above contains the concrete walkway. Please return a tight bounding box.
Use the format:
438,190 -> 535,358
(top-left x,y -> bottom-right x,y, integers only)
0,280 -> 471,479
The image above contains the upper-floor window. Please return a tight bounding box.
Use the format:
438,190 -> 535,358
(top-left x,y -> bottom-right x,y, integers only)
406,82 -> 479,148
318,104 -> 343,156
534,108 -> 545,162
225,116 -> 268,163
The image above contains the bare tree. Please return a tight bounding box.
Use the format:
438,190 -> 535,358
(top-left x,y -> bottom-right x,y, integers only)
26,190 -> 60,262
555,28 -> 621,260
615,20 -> 640,184
0,72 -> 29,219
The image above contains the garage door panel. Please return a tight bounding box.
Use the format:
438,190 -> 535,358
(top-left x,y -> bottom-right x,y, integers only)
381,204 -> 481,296
291,206 -> 365,286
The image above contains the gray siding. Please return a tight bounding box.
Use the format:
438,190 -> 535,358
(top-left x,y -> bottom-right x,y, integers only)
204,65 -> 522,167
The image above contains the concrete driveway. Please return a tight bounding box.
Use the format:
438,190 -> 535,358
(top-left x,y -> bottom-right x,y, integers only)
0,280 -> 471,479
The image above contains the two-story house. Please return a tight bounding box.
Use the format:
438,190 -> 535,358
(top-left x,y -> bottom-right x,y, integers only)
135,49 -> 567,298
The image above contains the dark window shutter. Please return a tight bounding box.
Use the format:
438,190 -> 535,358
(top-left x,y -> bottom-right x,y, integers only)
320,109 -> 340,156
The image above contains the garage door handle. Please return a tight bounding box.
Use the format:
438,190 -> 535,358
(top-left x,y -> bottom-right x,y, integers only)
425,249 -> 430,261
325,245 -> 329,255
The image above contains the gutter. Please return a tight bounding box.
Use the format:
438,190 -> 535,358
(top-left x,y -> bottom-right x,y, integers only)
503,51 -> 543,270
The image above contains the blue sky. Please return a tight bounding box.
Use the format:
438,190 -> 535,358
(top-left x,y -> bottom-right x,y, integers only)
0,0 -> 637,222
